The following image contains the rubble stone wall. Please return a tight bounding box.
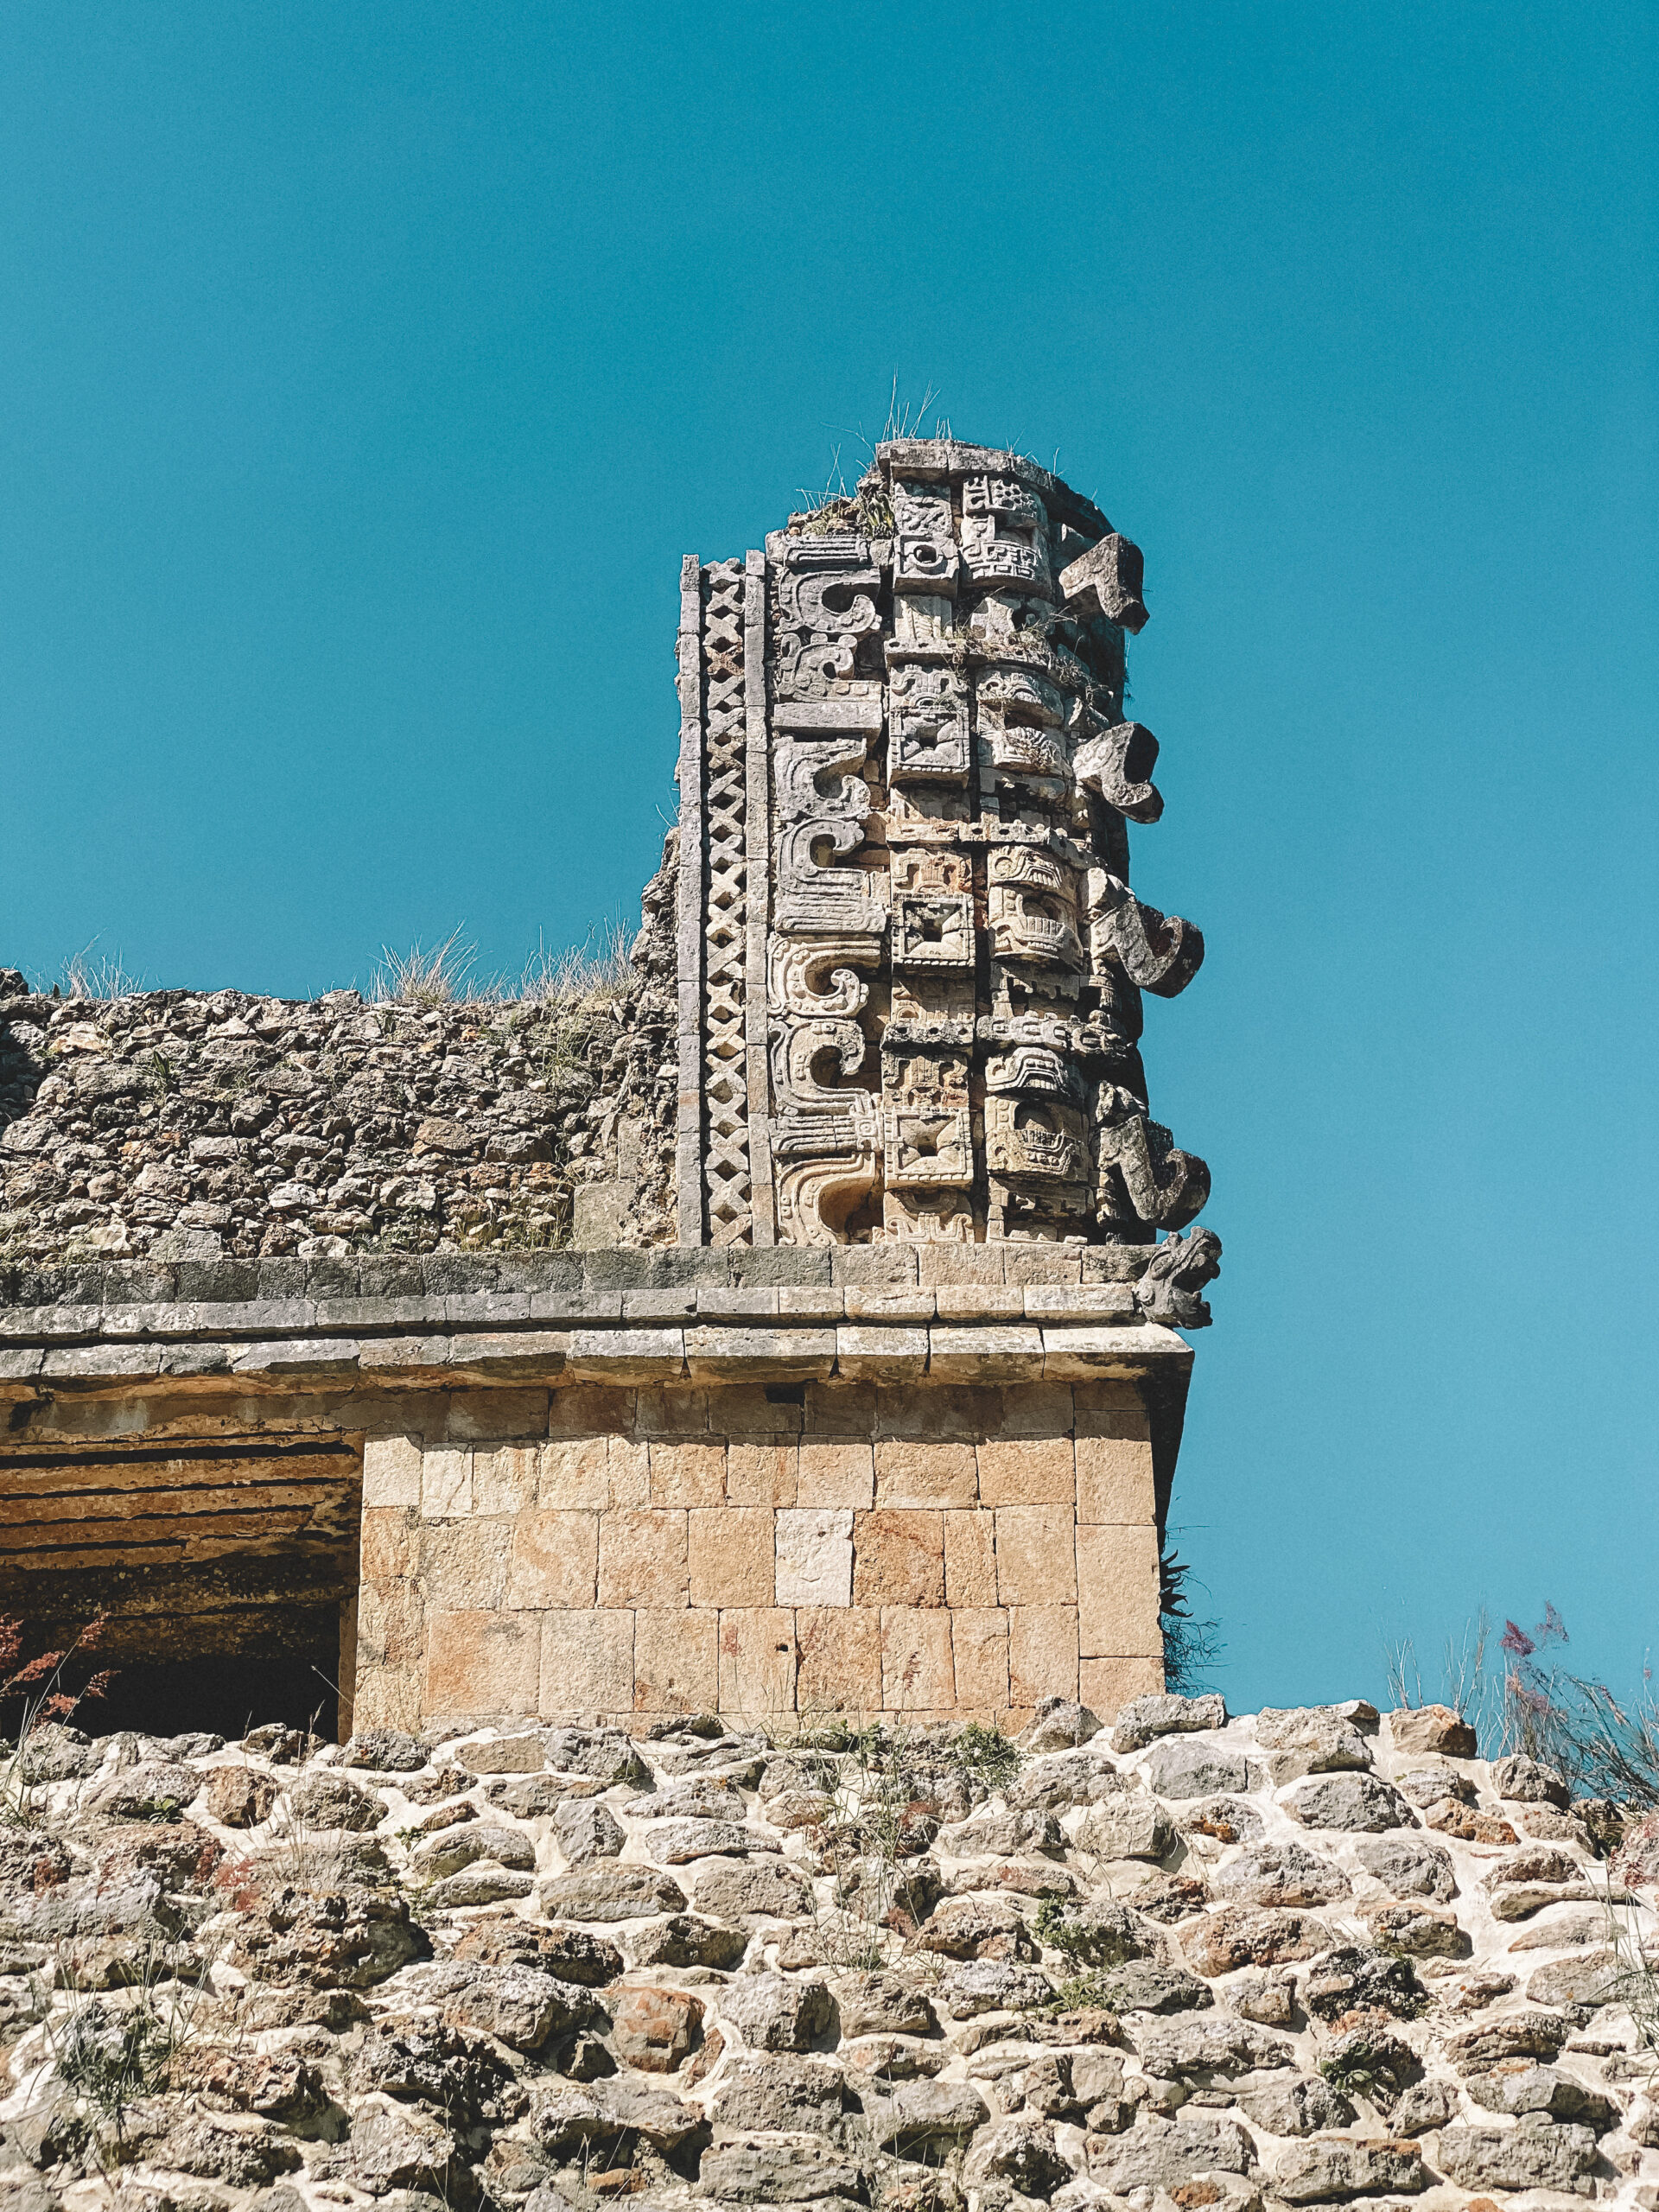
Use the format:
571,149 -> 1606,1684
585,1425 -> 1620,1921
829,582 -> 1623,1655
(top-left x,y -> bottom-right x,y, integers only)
0,833 -> 680,1266
1,1690 -> 1651,2212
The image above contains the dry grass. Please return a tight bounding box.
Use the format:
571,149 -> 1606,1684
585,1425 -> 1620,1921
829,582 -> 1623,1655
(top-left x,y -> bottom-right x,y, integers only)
43,942 -> 145,1001
370,923 -> 633,1013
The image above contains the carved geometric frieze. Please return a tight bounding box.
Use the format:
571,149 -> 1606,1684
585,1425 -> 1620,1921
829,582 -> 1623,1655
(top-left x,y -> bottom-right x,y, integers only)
678,437 -> 1213,1253
892,892 -> 975,973
988,843 -> 1084,971
888,664 -> 969,784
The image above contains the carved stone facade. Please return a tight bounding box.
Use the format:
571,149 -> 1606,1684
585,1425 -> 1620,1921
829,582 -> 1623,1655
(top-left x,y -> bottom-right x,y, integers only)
0,434 -> 1220,1735
675,441 -> 1209,1253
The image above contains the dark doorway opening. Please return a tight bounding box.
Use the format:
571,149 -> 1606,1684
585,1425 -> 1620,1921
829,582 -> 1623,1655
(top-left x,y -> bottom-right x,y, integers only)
79,1611 -> 345,1740
0,1430 -> 361,1744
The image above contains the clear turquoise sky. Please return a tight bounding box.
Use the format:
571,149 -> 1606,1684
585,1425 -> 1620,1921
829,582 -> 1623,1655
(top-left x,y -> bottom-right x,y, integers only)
2,3 -> 1655,1716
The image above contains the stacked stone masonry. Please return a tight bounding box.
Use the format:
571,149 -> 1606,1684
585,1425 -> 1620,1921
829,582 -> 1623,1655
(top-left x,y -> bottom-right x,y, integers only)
2,1692 -> 1656,2212
0,434 -> 1221,1734
0,1249 -> 1195,1732
357,1379 -> 1164,1735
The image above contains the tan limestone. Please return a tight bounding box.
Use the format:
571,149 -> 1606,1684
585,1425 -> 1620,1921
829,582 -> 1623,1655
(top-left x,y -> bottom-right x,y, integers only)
796,1605 -> 882,1713
726,1440 -> 798,1507
599,1509 -> 689,1608
541,1609 -> 633,1714
775,1507 -> 853,1607
852,1510 -> 944,1608
1076,1522 -> 1162,1657
472,1444 -> 540,1516
880,1607 -> 955,1710
976,1436 -> 1075,1507
419,1520 -> 509,1611
717,1607 -> 797,1716
420,1445 -> 473,1517
1009,1605 -> 1079,1710
1075,1423 -> 1155,1523
943,1510 -> 998,1608
538,1436 -> 609,1510
648,1440 -> 726,1508
426,1608 -> 539,1717
994,1503 -> 1077,1608
362,1433 -> 421,1509
505,1509 -> 598,1610
951,1607 -> 1011,1712
633,1608 -> 719,1712
797,1439 -> 875,1508
873,1440 -> 977,1509
689,1505 -> 773,1608
1080,1653 -> 1164,1713
360,1506 -> 416,1584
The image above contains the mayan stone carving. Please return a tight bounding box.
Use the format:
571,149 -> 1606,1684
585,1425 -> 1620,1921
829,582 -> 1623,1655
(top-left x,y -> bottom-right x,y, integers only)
677,439 -> 1210,1249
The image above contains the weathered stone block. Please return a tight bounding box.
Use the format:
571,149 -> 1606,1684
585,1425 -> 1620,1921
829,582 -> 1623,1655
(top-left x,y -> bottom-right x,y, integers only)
427,1609 -> 539,1718
988,1383 -> 1075,1438
605,1434 -> 650,1506
881,1606 -> 954,1710
546,1383 -> 631,1437
689,1505 -> 772,1607
874,1439 -> 976,1508
796,1438 -> 874,1507
1009,1606 -> 1079,1710
647,1439 -> 725,1507
363,1433 -> 422,1509
1076,1427 -> 1155,1523
633,1386 -> 709,1435
445,1389 -> 549,1441
995,1503 -> 1077,1607
598,1509 -> 688,1608
472,1444 -> 540,1516
943,1510 -> 998,1607
419,1519 -> 509,1610
505,1509 -> 598,1610
718,1608 -> 797,1716
420,1445 -> 473,1517
706,1384 -> 803,1435
541,1610 -> 633,1715
1077,1522 -> 1162,1656
775,1507 -> 853,1606
853,1510 -> 944,1607
632,1609 -> 718,1713
796,1605 -> 882,1713
537,1435 -> 608,1510
1080,1653 -> 1164,1718
361,1506 -> 416,1583
977,1436 -> 1074,1506
726,1440 -> 798,1506
951,1607 -> 1010,1712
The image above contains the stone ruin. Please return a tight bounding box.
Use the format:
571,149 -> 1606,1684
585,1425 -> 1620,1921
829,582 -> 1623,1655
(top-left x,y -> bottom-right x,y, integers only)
0,439 -> 1220,1741
668,440 -> 1208,1255
6,447 -> 1657,2212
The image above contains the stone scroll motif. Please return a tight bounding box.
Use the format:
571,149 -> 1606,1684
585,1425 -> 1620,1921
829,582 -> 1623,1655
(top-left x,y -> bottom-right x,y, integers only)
678,440 -> 1213,1254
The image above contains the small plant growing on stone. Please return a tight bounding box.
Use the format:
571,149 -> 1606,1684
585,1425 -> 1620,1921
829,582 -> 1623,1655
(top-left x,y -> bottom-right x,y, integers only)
0,1612 -> 114,1823
1160,1542 -> 1224,1698
1033,1896 -> 1102,1961
944,1719 -> 1020,1800
1035,1969 -> 1121,2017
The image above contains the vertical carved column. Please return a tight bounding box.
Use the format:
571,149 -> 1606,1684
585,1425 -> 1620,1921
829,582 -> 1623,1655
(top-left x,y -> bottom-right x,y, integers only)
742,551 -> 776,1245
701,561 -> 753,1246
676,439 -> 1213,1252
674,556 -> 705,1245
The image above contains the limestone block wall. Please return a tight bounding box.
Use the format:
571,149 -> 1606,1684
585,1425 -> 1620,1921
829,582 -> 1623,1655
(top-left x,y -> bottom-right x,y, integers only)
0,1249 -> 1195,1738
354,1378 -> 1164,1734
